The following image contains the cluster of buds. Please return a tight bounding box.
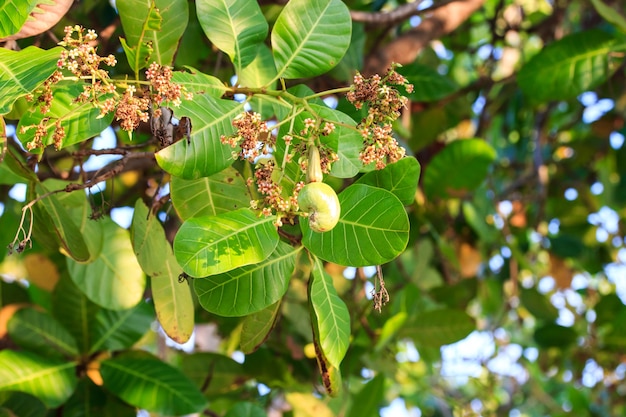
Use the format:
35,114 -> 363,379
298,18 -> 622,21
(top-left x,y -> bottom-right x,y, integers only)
146,62 -> 192,106
250,158 -> 304,227
221,112 -> 273,162
347,65 -> 413,169
291,119 -> 339,176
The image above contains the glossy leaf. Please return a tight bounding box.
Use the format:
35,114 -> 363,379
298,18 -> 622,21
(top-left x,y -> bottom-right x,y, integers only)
100,353 -> 207,415
172,69 -> 227,97
155,94 -> 244,178
422,139 -> 496,199
17,84 -> 114,153
406,309 -> 475,348
272,0 -> 351,79
196,0 -> 268,74
194,242 -> 298,316
170,167 -> 251,220
0,46 -> 63,115
7,308 -> 78,358
117,0 -> 188,69
89,302 -> 154,353
174,208 -> 279,277
51,274 -> 99,355
518,30 -> 626,102
239,44 -> 277,89
0,0 -> 37,38
398,63 -> 459,101
131,199 -> 194,343
0,350 -> 77,408
302,184 -> 409,267
240,300 -> 281,353
309,256 -> 350,369
67,218 -> 145,310
355,157 -> 420,205
34,182 -> 90,262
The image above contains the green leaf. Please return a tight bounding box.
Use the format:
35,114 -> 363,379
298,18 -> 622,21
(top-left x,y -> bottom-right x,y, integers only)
272,0 -> 351,79
194,242 -> 298,316
302,184 -> 409,267
346,374 -> 385,417
155,94 -> 245,178
172,69 -> 228,97
100,353 -> 207,415
117,0 -> 188,69
534,323 -> 577,348
224,403 -> 267,417
7,307 -> 79,358
63,378 -> 137,417
397,63 -> 459,101
590,0 -> 626,33
17,84 -> 115,153
520,287 -> 559,321
518,30 -> 626,102
51,274 -> 100,355
422,139 -> 496,199
196,0 -> 268,74
405,308 -> 475,348
67,218 -> 146,310
0,46 -> 63,115
0,350 -> 77,408
90,302 -> 154,353
240,300 -> 281,353
309,256 -> 350,369
170,167 -> 251,220
174,208 -> 280,277
180,352 -> 247,395
131,199 -> 194,343
34,182 -> 90,262
0,0 -> 38,38
0,392 -> 47,417
239,44 -> 277,89
355,157 -> 420,205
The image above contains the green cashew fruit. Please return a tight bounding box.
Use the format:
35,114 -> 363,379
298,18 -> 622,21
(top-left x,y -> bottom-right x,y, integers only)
298,182 -> 340,232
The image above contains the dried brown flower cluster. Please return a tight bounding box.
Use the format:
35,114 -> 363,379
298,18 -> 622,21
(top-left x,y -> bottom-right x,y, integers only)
221,112 -> 273,162
347,65 -> 413,169
250,158 -> 303,227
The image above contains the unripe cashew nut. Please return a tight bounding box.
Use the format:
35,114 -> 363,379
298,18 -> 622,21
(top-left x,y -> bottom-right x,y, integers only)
298,182 -> 340,232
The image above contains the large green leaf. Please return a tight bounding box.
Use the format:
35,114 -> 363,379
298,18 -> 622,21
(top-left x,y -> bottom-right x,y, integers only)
518,30 -> 626,102
63,378 -> 137,417
309,256 -> 350,369
194,242 -> 298,316
34,182 -> 90,262
240,300 -> 281,353
89,302 -> 154,353
131,200 -> 194,343
117,0 -> 188,69
422,139 -> 496,199
534,323 -> 577,348
0,350 -> 77,408
239,44 -> 277,89
397,63 -> 459,102
174,208 -> 279,277
0,46 -> 63,115
0,392 -> 47,417
196,0 -> 268,74
0,0 -> 38,38
51,274 -> 100,355
346,374 -> 386,417
271,0 -> 351,79
404,309 -> 476,348
100,353 -> 207,415
172,69 -> 227,97
7,307 -> 78,359
180,353 -> 247,395
67,218 -> 145,310
17,84 -> 114,153
170,167 -> 251,220
302,184 -> 409,267
155,94 -> 244,178
355,157 -> 420,205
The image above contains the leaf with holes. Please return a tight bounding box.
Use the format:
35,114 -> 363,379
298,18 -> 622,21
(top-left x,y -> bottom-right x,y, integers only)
194,242 -> 298,317
196,0 -> 268,74
302,184 -> 409,267
272,0 -> 351,79
156,94 -> 244,179
174,208 -> 279,277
